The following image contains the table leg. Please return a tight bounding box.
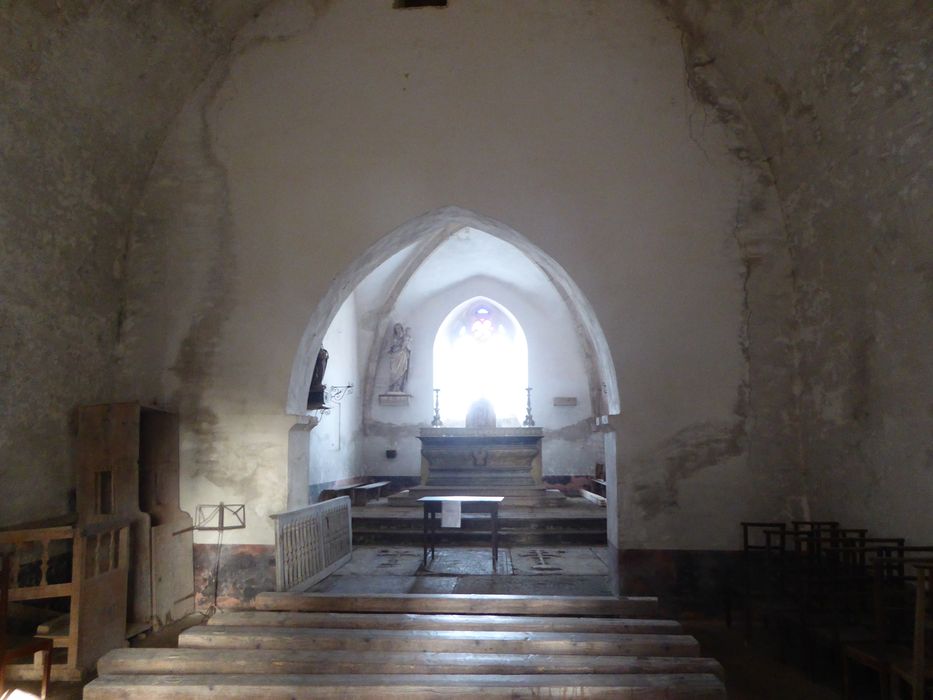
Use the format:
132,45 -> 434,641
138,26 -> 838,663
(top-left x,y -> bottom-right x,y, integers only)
422,505 -> 428,566
492,504 -> 499,570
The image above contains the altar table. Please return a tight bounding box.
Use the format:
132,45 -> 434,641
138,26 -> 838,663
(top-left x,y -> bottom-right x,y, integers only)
418,496 -> 504,569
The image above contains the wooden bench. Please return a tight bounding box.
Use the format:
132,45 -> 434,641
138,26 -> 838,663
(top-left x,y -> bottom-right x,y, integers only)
85,672 -> 727,698
590,478 -> 608,496
84,593 -> 726,700
86,599 -> 726,699
179,626 -> 700,657
319,483 -> 367,502
254,592 -> 660,617
352,481 -> 391,506
0,518 -> 131,683
98,646 -> 722,677
206,611 -> 684,634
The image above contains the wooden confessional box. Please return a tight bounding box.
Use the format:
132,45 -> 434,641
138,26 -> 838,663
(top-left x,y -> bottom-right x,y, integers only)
76,403 -> 195,635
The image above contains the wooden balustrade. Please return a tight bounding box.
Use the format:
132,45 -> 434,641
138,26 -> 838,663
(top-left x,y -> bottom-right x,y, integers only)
271,497 -> 353,592
0,518 -> 131,681
0,525 -> 77,603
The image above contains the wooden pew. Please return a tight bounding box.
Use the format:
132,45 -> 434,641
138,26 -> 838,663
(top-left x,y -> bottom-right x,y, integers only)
352,481 -> 391,506
84,672 -> 728,699
97,647 -> 723,678
86,586 -> 724,698
319,483 -> 367,502
207,610 -> 682,634
179,626 -> 701,657
253,592 -> 659,617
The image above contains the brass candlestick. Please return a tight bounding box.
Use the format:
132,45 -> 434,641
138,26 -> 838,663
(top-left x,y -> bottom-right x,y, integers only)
431,388 -> 443,427
523,387 -> 535,427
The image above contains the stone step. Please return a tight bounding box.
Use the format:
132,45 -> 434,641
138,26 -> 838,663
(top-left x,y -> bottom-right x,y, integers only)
84,672 -> 727,699
179,626 -> 699,657
351,528 -> 607,546
388,487 -> 566,508
98,647 -> 723,678
206,611 -> 682,634
253,592 -> 657,617
427,478 -> 537,486
351,515 -> 607,530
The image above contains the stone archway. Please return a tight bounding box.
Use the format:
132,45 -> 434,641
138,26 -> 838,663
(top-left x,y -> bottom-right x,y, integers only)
285,206 -> 623,591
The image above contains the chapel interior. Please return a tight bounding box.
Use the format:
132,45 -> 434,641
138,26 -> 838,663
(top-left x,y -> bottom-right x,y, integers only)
1,1 -> 930,698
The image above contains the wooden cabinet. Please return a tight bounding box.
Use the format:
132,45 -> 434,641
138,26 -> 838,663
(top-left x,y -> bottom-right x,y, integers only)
76,403 -> 194,633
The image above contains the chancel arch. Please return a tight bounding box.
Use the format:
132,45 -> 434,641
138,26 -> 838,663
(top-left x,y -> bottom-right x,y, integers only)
287,207 -> 622,584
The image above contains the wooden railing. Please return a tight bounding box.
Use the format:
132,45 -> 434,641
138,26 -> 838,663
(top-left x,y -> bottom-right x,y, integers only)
0,517 -> 131,680
0,523 -> 77,603
271,496 -> 352,592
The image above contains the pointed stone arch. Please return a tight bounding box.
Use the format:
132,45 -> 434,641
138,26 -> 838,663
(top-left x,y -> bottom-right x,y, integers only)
286,206 -> 620,418
285,206 -> 623,591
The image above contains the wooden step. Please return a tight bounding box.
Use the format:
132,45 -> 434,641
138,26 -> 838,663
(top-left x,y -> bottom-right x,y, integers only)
98,647 -> 723,678
179,626 -> 699,657
207,610 -> 682,634
84,672 -> 727,699
254,592 -> 656,617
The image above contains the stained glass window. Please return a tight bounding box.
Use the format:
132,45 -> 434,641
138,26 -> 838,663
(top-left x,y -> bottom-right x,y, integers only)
433,297 -> 527,425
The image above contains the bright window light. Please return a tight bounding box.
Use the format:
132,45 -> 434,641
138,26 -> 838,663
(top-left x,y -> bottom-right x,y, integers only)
433,297 -> 527,425
6,690 -> 41,700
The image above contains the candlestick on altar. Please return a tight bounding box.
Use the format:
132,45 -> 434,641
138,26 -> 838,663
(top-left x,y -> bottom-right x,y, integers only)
523,387 -> 535,427
431,388 -> 443,427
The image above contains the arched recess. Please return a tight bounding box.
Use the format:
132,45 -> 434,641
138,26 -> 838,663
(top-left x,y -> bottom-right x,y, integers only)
286,206 -> 620,417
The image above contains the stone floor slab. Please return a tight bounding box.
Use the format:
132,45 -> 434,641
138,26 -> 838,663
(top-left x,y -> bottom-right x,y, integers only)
510,547 -> 609,576
337,547 -> 423,576
453,574 -> 612,596
419,547 -> 513,576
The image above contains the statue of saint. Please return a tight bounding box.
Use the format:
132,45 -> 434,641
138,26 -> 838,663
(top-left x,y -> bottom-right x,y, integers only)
306,347 -> 329,409
387,323 -> 412,393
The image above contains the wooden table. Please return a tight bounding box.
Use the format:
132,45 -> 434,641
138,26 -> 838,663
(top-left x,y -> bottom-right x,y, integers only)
418,496 -> 504,568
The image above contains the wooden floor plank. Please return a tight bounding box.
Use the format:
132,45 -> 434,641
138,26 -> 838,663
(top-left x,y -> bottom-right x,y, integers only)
179,626 -> 699,656
98,647 -> 723,678
207,610 -> 682,634
84,673 -> 727,699
254,592 -> 657,617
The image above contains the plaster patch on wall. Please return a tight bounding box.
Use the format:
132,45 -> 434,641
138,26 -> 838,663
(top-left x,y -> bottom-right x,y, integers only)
634,419 -> 745,521
659,0 -> 933,539
365,421 -> 423,440
168,62 -> 239,483
544,418 -> 598,442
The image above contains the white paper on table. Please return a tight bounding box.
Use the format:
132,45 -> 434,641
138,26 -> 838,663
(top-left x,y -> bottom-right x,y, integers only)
441,500 -> 461,528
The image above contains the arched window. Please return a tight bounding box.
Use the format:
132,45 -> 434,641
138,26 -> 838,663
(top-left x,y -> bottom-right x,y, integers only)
433,297 -> 528,426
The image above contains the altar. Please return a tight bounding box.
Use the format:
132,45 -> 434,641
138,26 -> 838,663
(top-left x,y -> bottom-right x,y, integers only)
388,427 -> 564,507
418,427 -> 543,487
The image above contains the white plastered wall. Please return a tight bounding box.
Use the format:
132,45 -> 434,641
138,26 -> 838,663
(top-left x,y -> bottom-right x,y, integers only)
118,0 -> 781,549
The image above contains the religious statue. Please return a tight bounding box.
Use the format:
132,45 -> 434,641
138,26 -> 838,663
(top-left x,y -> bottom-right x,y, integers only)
387,323 -> 412,393
306,347 -> 329,409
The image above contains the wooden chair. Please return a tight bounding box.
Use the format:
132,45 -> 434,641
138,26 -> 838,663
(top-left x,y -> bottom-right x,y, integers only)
724,522 -> 787,638
1,553 -> 52,699
891,562 -> 933,699
843,550 -> 933,699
